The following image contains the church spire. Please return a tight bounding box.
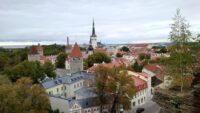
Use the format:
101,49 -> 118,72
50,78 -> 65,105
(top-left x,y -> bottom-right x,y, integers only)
91,19 -> 96,37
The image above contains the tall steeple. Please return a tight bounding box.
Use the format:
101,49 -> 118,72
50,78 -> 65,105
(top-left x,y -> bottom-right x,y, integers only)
91,19 -> 96,37
89,19 -> 97,49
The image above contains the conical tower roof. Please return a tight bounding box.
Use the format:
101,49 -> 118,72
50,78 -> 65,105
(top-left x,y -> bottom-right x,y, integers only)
69,42 -> 82,58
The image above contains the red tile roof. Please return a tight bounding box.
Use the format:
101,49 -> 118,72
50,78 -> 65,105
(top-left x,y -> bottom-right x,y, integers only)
29,46 -> 38,54
112,57 -> 129,64
87,62 -> 123,73
144,64 -> 163,73
131,44 -> 148,48
131,76 -> 147,91
69,42 -> 82,58
29,43 -> 43,55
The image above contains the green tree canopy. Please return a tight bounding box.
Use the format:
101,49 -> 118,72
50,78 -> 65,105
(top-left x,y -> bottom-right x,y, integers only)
139,53 -> 150,61
84,53 -> 111,69
116,53 -> 123,57
132,61 -> 143,72
43,44 -> 65,56
0,77 -> 50,113
167,9 -> 195,92
3,60 -> 56,83
4,61 -> 44,83
94,66 -> 136,112
0,48 -> 28,72
56,52 -> 68,68
43,61 -> 56,78
121,46 -> 129,52
94,65 -> 111,113
108,67 -> 136,111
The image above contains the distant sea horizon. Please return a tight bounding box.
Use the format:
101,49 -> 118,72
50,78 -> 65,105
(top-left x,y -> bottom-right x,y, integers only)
0,41 -> 171,49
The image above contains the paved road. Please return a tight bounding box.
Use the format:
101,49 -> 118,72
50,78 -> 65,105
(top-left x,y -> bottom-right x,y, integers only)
132,100 -> 161,113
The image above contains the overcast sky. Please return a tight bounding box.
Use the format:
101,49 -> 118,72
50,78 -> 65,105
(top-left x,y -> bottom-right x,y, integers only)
0,0 -> 200,45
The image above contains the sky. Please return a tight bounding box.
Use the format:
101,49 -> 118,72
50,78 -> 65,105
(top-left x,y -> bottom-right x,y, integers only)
0,0 -> 200,45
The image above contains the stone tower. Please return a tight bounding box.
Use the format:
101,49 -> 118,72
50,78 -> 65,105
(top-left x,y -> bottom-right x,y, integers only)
90,20 -> 97,49
68,42 -> 83,73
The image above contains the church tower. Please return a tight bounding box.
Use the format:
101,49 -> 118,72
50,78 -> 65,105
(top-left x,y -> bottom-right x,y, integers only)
90,20 -> 97,49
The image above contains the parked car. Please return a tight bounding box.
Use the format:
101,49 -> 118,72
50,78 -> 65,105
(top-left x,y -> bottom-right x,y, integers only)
136,107 -> 145,113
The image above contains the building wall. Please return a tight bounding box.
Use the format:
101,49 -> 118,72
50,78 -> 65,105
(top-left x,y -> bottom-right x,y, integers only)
46,84 -> 65,96
65,60 -> 70,70
46,80 -> 85,99
38,50 -> 43,56
50,96 -> 70,113
69,58 -> 83,74
28,54 -> 40,61
128,71 -> 153,100
142,68 -> 156,77
68,80 -> 84,98
131,88 -> 148,108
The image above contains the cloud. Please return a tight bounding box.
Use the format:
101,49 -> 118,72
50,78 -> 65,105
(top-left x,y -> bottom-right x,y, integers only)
0,0 -> 200,45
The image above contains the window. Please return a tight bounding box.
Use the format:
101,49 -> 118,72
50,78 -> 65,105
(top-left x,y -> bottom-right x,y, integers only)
77,83 -> 79,87
74,84 -> 76,88
65,86 -> 66,90
85,111 -> 87,113
133,102 -> 135,106
57,88 -> 59,92
49,91 -> 51,95
138,99 -> 140,104
61,86 -> 63,90
80,82 -> 82,86
141,98 -> 143,103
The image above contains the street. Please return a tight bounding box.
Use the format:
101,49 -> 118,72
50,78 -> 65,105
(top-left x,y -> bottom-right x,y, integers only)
132,100 -> 161,113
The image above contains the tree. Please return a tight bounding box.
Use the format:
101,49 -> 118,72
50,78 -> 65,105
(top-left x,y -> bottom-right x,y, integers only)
116,53 -> 123,57
0,77 -> 50,113
159,47 -> 167,53
43,44 -> 65,56
84,53 -> 111,69
0,75 -> 11,85
132,61 -> 143,72
43,61 -> 56,78
168,9 -> 194,92
107,67 -> 136,112
139,53 -> 150,61
121,46 -> 129,52
56,52 -> 67,68
4,61 -> 45,83
94,65 -> 110,113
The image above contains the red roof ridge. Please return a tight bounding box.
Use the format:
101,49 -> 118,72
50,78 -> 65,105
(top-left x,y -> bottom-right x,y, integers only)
131,75 -> 147,91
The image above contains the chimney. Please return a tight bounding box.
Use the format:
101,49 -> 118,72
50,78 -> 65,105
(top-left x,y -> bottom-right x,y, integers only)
67,37 -> 69,47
